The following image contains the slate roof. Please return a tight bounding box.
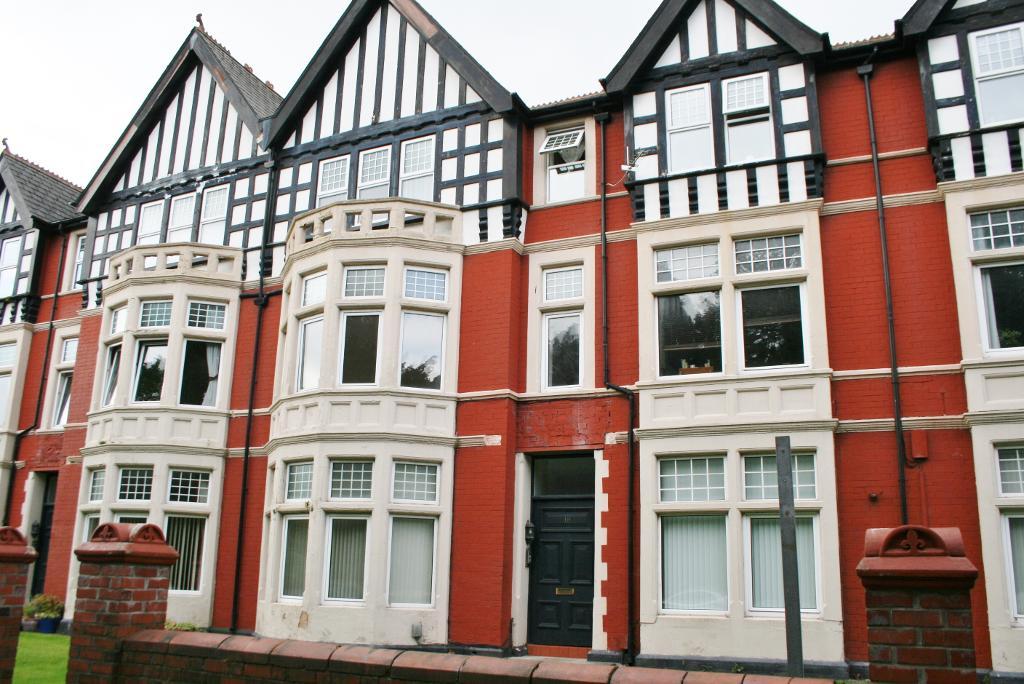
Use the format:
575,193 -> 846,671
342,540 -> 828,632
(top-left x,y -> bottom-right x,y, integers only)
0,151 -> 83,226
197,30 -> 282,120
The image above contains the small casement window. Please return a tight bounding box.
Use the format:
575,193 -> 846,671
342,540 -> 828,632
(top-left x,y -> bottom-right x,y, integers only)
388,516 -> 436,606
119,467 -> 154,501
404,268 -> 447,302
344,267 -> 386,298
542,127 -> 586,203
301,272 -> 327,307
83,515 -> 101,543
544,267 -> 584,302
71,234 -> 87,290
740,285 -> 805,368
167,194 -> 196,243
88,468 -> 106,502
747,515 -> 818,611
296,317 -> 324,391
735,234 -> 803,274
139,301 -> 173,328
133,340 -> 168,402
137,201 -> 164,245
52,371 -> 73,427
657,291 -> 722,375
0,343 -> 15,368
199,186 -> 229,245
187,301 -> 226,330
325,516 -> 369,601
280,516 -> 309,600
317,156 -> 350,207
399,312 -> 444,390
392,462 -> 439,503
110,307 -> 127,335
331,461 -> 374,499
168,470 -> 211,504
543,312 -> 582,389
661,515 -> 728,611
339,312 -> 380,385
399,136 -> 436,202
655,244 -> 719,283
0,237 -> 20,297
999,447 -> 1024,495
971,24 -> 1024,126
666,84 -> 715,174
358,147 -> 392,199
286,462 -> 314,501
167,515 -> 206,592
971,208 -> 1024,251
102,345 -> 121,407
61,338 -> 78,364
743,453 -> 817,501
659,456 -> 726,502
981,263 -> 1024,350
1007,515 -> 1024,618
723,73 -> 774,165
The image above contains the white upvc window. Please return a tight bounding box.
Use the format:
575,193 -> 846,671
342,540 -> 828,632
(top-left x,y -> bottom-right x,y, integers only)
979,261 -> 1024,351
280,516 -> 309,600
970,23 -> 1024,126
387,516 -> 437,606
659,456 -> 726,502
118,467 -> 154,501
666,84 -> 715,173
657,290 -> 723,376
656,244 -> 720,283
735,234 -> 803,274
137,201 -> 164,245
738,284 -> 808,370
661,515 -> 729,612
88,468 -> 106,502
543,266 -> 584,302
52,370 -> 73,427
179,339 -> 221,408
199,186 -> 229,245
330,461 -> 374,500
110,307 -> 127,335
970,207 -> 1024,251
743,453 -> 817,501
358,146 -> 392,199
187,301 -> 226,330
543,311 -> 582,390
392,462 -> 440,503
70,233 -> 87,290
998,447 -> 1024,495
399,136 -> 436,202
317,155 -> 350,207
168,469 -> 211,504
542,127 -> 586,203
404,267 -> 447,302
399,312 -> 445,391
286,462 -> 314,501
139,300 -> 173,328
723,72 -> 775,165
344,266 -> 386,298
61,338 -> 78,364
167,194 -> 196,243
339,311 -> 381,386
0,237 -> 20,297
301,272 -> 327,307
133,339 -> 168,403
744,514 -> 820,612
83,515 -> 101,543
102,344 -> 122,407
166,515 -> 206,593
0,343 -> 15,368
324,516 -> 369,602
1006,514 -> 1024,619
296,317 -> 324,392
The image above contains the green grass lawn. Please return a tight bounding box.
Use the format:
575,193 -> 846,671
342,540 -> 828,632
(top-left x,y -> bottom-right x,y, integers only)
13,632 -> 69,684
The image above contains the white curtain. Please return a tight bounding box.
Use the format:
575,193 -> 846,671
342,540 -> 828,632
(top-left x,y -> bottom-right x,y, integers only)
388,517 -> 434,605
327,518 -> 367,600
282,518 -> 309,598
167,516 -> 206,592
661,515 -> 728,611
1010,518 -> 1024,615
203,343 -> 221,406
750,517 -> 817,610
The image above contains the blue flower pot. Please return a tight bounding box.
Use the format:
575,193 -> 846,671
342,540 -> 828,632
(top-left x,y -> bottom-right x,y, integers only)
36,617 -> 60,634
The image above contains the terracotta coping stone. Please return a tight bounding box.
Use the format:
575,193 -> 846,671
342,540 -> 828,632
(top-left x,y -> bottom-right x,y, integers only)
268,639 -> 341,670
390,650 -> 469,682
533,659 -> 618,684
610,665 -> 685,683
684,672 -> 745,684
121,630 -> 177,655
0,528 -> 36,564
167,631 -> 231,655
218,635 -> 286,664
74,523 -> 179,566
857,526 -> 979,590
742,676 -> 792,684
329,645 -> 403,676
460,654 -> 540,684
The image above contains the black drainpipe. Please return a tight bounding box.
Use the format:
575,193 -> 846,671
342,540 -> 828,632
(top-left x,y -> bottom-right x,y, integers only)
3,224 -> 71,527
859,54 -> 910,525
230,151 -> 280,633
597,111 -> 638,665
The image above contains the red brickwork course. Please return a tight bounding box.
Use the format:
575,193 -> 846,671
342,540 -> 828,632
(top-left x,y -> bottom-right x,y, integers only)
0,529 -> 37,684
68,523 -> 178,684
857,526 -> 980,684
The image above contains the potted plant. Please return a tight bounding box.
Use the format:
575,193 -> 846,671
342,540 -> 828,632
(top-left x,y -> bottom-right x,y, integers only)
24,594 -> 64,634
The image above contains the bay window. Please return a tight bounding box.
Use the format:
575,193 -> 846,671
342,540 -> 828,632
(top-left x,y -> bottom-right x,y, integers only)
358,147 -> 391,199
325,517 -> 368,601
167,194 -> 195,242
179,340 -> 221,407
981,263 -> 1024,350
166,516 -> 206,592
339,312 -> 380,385
198,186 -> 229,245
740,285 -> 806,369
400,313 -> 444,390
317,156 -> 350,207
399,136 -> 435,202
723,73 -> 774,164
281,516 -> 309,599
970,23 -> 1024,125
297,317 -> 324,391
657,291 -> 723,375
388,516 -> 436,606
666,84 -> 715,173
541,128 -> 586,203
133,340 -> 168,402
543,312 -> 582,389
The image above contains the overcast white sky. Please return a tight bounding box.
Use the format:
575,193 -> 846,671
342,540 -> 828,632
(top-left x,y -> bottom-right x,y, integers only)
0,0 -> 914,186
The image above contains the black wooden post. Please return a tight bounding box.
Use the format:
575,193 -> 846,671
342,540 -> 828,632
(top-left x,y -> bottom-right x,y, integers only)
776,436 -> 804,677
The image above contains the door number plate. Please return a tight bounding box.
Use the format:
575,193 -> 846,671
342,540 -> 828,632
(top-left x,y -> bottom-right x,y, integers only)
555,587 -> 576,596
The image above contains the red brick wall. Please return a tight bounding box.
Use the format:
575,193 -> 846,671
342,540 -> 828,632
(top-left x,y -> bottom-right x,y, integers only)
458,250 -> 525,394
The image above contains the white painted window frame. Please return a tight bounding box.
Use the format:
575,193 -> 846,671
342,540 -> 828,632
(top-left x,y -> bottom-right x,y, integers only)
136,200 -> 165,245
742,512 -> 822,615
541,310 -> 584,391
391,461 -> 441,505
321,514 -> 371,604
132,338 -> 169,404
736,282 -> 811,373
301,271 -> 328,307
385,514 -> 439,608
167,193 -> 197,243
665,83 -> 715,174
163,513 -> 208,595
199,185 -> 230,245
357,146 -> 392,199
343,266 -> 387,299
975,259 -> 1024,355
722,71 -> 775,166
969,22 -> 1024,127
399,135 -> 436,202
279,514 -> 310,602
338,310 -> 383,387
397,311 -> 447,393
296,316 -> 324,392
543,266 -> 585,303
654,288 -> 726,381
317,155 -> 351,207
403,266 -> 448,303
657,512 -> 731,616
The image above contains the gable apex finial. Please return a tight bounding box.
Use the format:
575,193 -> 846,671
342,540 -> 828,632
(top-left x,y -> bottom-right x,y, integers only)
1,138 -> 9,153
195,13 -> 205,32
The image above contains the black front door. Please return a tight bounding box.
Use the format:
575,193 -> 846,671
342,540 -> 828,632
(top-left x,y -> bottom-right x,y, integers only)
527,456 -> 594,647
30,473 -> 58,596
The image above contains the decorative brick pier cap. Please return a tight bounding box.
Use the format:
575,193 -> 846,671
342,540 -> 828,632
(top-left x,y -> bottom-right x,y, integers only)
74,523 -> 179,566
0,528 -> 36,565
856,525 -> 978,589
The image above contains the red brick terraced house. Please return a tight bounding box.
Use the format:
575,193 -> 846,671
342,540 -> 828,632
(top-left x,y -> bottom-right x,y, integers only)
2,0 -> 1023,679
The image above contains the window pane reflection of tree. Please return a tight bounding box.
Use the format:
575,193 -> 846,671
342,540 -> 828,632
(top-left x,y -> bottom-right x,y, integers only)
658,292 -> 722,376
547,314 -> 580,387
401,313 -> 443,390
742,286 -> 804,368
